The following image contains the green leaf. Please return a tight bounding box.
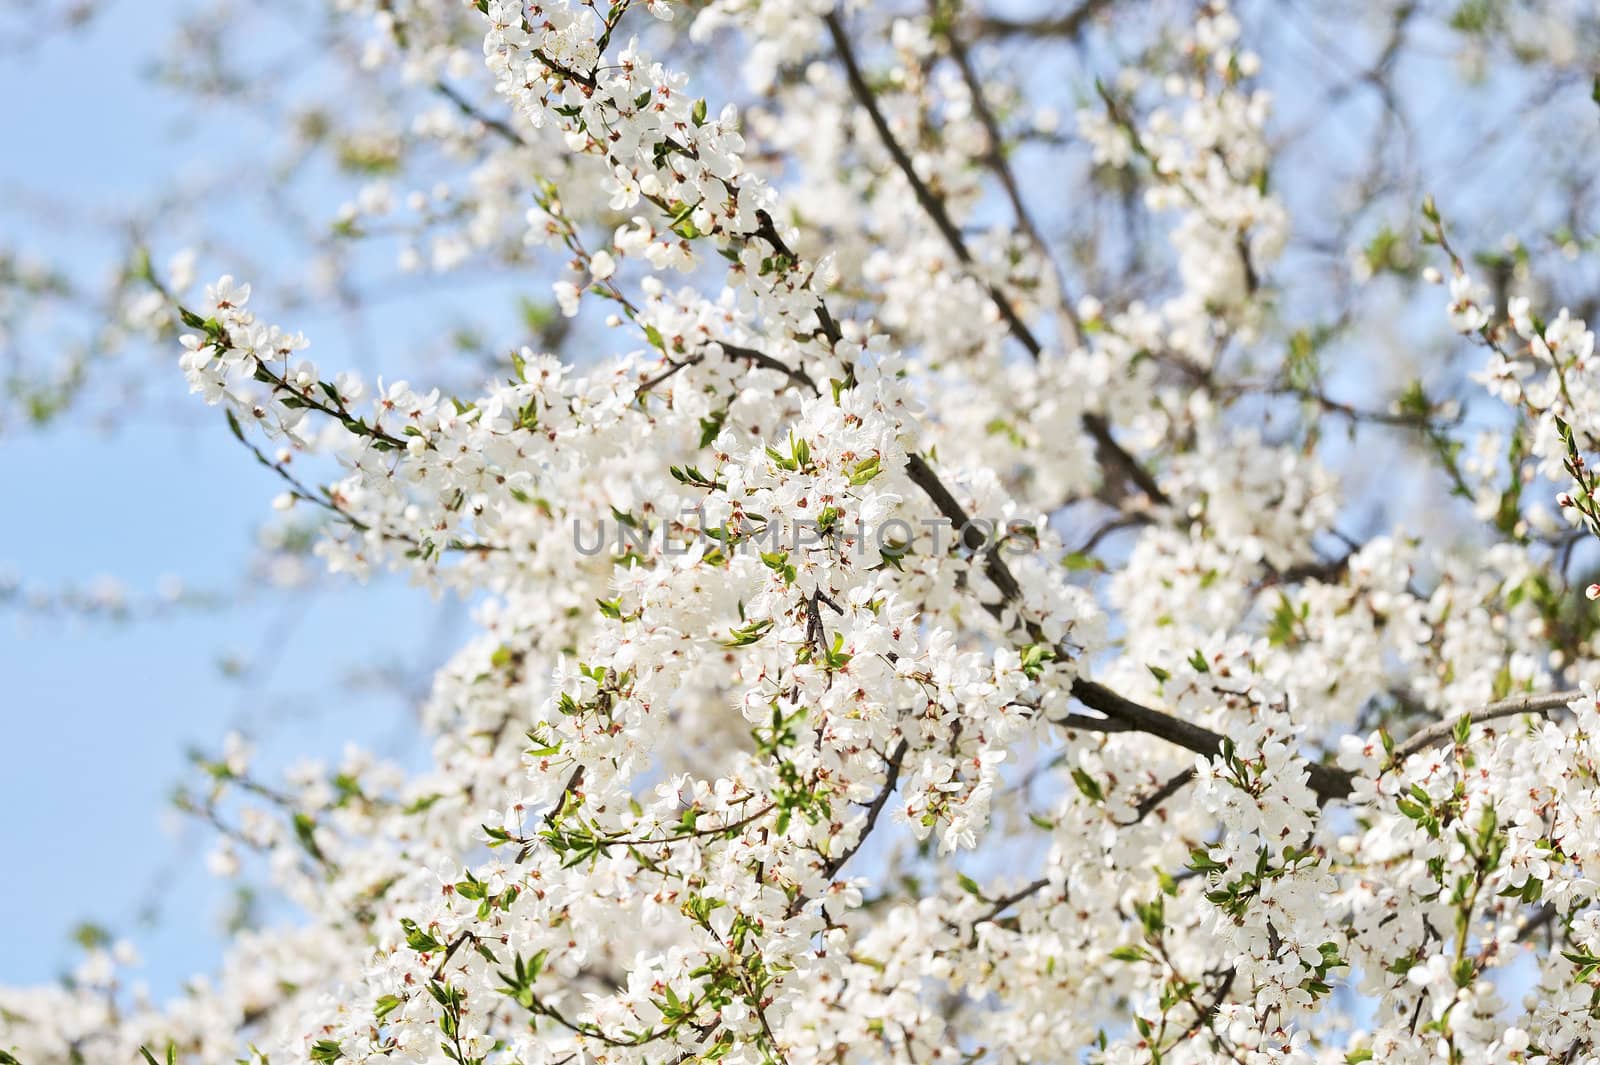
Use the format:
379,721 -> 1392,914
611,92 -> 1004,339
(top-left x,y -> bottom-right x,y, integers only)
401,917 -> 442,953
291,812 -> 326,862
310,1040 -> 344,1063
698,410 -> 725,448
1020,643 -> 1055,680
723,618 -> 774,648
848,455 -> 882,485
1071,767 -> 1105,804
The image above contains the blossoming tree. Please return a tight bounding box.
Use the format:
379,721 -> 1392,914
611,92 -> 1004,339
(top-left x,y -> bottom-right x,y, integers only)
6,0 -> 1600,1062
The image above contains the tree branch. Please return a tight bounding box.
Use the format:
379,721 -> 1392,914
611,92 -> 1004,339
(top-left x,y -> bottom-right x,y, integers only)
974,0 -> 1116,39
934,0 -> 1079,339
1390,689 -> 1579,763
1070,679 -> 1353,803
1117,767 -> 1197,826
434,81 -> 525,147
826,9 -> 1166,507
823,738 -> 910,879
679,317 -> 1457,815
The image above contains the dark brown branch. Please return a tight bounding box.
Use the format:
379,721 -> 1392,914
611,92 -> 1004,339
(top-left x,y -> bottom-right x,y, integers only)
822,738 -> 910,879
826,10 -> 1043,357
908,445 -> 1353,802
719,342 -> 820,393
638,341 -> 820,396
1390,690 -> 1578,763
1117,767 -> 1197,826
432,930 -> 473,981
1053,712 -> 1136,733
1069,513 -> 1149,557
1517,903 -> 1557,945
904,453 -> 1030,623
532,47 -> 599,91
974,0 -> 1116,39
826,9 -> 1166,507
1168,966 -> 1238,1053
543,764 -> 586,827
659,329 -> 1366,818
1056,657 -> 1578,808
1069,679 -> 1354,804
1268,550 -> 1355,586
434,81 -> 525,147
638,356 -> 700,393
934,2 -> 1079,340
975,877 -> 1052,925
1082,412 -> 1168,505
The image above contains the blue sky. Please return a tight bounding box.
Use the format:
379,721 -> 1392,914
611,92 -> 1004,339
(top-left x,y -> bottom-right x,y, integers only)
0,0 -> 591,997
0,1 -> 461,994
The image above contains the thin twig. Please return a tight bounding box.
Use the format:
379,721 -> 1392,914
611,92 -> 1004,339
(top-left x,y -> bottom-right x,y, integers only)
1391,690 -> 1579,763
822,739 -> 911,879
1116,767 -> 1197,826
827,9 -> 1166,506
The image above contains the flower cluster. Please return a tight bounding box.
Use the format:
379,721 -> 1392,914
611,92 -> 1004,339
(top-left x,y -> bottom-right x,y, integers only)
7,1 -> 1600,1064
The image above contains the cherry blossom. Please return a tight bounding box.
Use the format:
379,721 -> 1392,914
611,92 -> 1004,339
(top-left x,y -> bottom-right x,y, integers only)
7,2 -> 1600,1064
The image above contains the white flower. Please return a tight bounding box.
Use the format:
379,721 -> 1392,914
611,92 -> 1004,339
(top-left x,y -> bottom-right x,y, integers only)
1447,272 -> 1491,333
553,280 -> 582,317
